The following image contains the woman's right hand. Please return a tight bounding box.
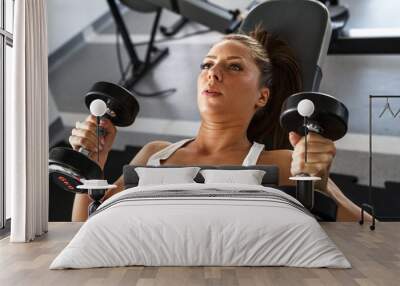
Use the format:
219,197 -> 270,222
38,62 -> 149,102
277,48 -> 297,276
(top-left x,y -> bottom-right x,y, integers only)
69,115 -> 117,169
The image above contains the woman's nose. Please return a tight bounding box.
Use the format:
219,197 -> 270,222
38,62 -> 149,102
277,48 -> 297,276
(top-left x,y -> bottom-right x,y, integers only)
208,66 -> 222,82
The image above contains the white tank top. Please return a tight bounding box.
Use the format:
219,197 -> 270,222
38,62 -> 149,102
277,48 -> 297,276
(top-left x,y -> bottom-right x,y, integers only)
146,138 -> 265,166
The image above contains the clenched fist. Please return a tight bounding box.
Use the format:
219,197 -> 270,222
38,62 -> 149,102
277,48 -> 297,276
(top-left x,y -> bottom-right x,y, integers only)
289,131 -> 336,192
69,115 -> 117,169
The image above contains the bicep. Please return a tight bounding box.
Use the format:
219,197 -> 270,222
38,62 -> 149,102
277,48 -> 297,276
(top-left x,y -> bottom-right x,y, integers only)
277,150 -> 294,186
278,169 -> 295,186
258,150 -> 294,186
273,150 -> 296,186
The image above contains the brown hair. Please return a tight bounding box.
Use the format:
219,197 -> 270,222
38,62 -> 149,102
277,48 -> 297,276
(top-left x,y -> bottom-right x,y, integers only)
223,26 -> 302,150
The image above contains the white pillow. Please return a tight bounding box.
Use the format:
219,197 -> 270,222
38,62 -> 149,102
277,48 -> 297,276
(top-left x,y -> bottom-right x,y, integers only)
200,169 -> 266,185
135,167 -> 201,186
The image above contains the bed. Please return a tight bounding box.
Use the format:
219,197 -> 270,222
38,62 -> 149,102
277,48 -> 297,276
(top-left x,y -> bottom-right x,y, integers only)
49,165 -> 350,269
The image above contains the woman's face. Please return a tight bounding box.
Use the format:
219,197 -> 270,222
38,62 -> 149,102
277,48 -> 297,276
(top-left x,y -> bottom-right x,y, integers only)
197,39 -> 269,123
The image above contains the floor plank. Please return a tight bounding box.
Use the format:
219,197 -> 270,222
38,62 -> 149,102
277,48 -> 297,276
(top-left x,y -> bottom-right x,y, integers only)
0,222 -> 399,286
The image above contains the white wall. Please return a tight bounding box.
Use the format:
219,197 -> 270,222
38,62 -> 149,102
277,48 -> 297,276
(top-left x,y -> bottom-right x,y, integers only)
47,0 -> 109,127
47,0 -> 109,55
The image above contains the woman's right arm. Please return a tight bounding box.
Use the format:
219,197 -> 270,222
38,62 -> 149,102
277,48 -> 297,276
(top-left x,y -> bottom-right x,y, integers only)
69,115 -> 116,222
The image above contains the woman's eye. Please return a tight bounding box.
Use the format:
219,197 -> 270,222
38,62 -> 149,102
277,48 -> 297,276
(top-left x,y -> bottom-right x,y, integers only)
200,62 -> 212,70
229,63 -> 242,71
200,62 -> 242,71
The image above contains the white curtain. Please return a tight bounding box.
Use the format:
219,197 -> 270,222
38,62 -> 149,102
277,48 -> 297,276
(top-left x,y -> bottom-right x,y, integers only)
7,0 -> 49,242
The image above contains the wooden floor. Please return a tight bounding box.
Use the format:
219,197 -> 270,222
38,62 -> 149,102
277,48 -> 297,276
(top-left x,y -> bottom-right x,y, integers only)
0,222 -> 399,286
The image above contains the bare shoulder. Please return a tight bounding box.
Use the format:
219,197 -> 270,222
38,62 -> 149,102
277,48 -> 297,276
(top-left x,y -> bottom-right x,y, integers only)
141,140 -> 171,154
129,140 -> 172,165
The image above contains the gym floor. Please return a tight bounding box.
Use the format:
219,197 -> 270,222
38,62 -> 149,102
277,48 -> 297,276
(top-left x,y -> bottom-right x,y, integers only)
2,222 -> 400,286
49,0 -> 400,192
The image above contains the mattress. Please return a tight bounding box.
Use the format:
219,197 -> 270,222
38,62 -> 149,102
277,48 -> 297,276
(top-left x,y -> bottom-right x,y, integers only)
50,183 -> 351,269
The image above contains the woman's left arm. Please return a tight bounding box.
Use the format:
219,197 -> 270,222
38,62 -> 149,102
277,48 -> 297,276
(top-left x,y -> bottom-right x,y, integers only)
326,178 -> 373,221
289,131 -> 373,222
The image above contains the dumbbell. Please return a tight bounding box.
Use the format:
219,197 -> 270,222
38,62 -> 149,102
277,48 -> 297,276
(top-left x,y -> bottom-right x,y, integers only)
280,91 -> 348,210
77,179 -> 117,216
49,81 -> 140,196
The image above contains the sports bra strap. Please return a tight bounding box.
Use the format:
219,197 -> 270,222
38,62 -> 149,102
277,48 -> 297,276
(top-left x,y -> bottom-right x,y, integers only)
146,138 -> 194,166
242,142 -> 265,166
146,138 -> 265,166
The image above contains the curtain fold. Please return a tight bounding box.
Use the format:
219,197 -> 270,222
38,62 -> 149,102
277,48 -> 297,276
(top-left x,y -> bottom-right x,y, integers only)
7,0 -> 49,242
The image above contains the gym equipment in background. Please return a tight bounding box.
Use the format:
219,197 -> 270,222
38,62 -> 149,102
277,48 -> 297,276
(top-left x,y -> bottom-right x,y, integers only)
153,0 -> 243,34
280,92 -> 349,210
240,0 -> 332,92
318,0 -> 349,38
362,95 -> 400,230
49,82 -> 139,196
325,0 -> 400,54
159,0 -> 261,37
108,0 -> 169,91
378,97 -> 400,118
108,0 -> 245,91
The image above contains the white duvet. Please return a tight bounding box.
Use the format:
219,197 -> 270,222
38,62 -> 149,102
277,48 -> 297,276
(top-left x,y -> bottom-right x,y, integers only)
50,183 -> 351,269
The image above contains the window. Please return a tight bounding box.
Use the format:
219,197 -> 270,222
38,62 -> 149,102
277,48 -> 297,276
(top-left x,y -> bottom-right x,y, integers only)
0,0 -> 4,230
1,0 -> 14,230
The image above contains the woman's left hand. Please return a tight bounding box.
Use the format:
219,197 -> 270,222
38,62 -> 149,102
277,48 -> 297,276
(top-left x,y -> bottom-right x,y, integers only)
289,131 -> 336,191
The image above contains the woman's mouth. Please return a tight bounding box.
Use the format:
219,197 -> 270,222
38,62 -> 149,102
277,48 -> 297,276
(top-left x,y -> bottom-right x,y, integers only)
202,89 -> 222,97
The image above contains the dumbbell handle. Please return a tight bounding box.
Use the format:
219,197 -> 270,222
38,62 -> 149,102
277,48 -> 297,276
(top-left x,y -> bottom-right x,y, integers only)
78,147 -> 91,157
296,179 -> 314,210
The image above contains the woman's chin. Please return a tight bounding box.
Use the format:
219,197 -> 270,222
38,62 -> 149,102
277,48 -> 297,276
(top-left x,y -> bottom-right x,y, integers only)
198,97 -> 240,118
199,106 -> 237,120
199,104 -> 227,114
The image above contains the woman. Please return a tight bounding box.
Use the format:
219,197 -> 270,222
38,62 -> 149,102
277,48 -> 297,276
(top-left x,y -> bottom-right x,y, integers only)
70,27 -> 369,222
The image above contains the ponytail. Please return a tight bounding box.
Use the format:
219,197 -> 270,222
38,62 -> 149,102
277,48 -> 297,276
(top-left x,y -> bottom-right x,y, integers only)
225,26 -> 302,150
249,26 -> 302,149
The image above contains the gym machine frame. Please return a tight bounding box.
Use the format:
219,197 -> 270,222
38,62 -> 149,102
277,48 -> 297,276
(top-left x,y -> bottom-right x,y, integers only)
106,0 -> 169,90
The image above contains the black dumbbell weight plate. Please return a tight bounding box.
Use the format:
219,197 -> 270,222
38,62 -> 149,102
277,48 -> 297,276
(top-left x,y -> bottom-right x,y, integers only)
280,92 -> 349,141
49,147 -> 103,193
49,169 -> 84,194
85,81 -> 140,127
